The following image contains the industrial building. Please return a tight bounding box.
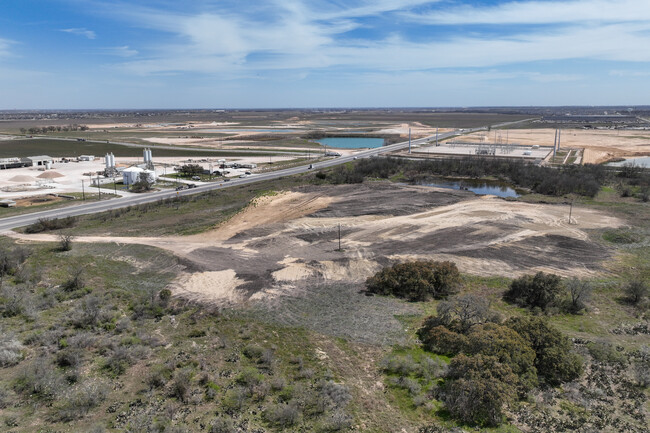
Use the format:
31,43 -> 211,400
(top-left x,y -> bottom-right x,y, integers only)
78,155 -> 94,161
27,155 -> 54,167
0,157 -> 31,170
122,167 -> 157,186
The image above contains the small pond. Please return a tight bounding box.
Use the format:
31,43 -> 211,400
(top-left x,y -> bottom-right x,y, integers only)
419,178 -> 520,198
315,137 -> 385,149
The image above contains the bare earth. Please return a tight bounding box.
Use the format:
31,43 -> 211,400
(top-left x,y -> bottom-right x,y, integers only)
7,183 -> 623,307
466,128 -> 650,163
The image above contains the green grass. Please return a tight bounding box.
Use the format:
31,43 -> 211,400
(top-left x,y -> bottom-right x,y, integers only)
66,174 -> 312,236
0,138 -> 285,158
0,192 -> 118,218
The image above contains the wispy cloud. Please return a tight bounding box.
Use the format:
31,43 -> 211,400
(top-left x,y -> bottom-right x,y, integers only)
101,45 -> 138,57
88,0 -> 650,77
61,27 -> 96,39
402,0 -> 650,25
0,38 -> 14,57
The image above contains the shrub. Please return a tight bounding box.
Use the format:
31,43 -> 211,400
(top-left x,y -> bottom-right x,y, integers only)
503,272 -> 563,311
58,234 -> 74,251
625,279 -> 648,305
55,348 -> 84,368
209,416 -> 236,433
24,216 -> 77,234
63,267 -> 85,291
505,316 -> 583,385
14,357 -> 64,400
147,364 -> 173,389
102,346 -> 134,375
587,341 -> 627,365
366,260 -> 461,301
170,368 -> 193,402
55,380 -> 108,421
222,386 -> 248,412
264,402 -> 301,427
442,354 -> 518,427
0,334 -> 24,367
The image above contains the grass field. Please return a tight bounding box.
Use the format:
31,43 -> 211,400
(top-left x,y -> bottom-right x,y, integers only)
0,138 -> 287,158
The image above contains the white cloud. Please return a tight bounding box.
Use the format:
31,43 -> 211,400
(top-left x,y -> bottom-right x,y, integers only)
102,45 -> 138,57
610,70 -> 650,77
61,28 -> 97,39
403,0 -> 650,25
94,0 -> 650,76
0,38 -> 14,57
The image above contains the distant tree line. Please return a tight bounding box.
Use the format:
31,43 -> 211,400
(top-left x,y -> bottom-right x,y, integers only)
20,125 -> 89,134
318,157 -> 615,197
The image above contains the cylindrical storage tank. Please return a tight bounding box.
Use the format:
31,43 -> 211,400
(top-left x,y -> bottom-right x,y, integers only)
143,149 -> 149,163
110,153 -> 115,167
105,153 -> 111,169
45,161 -> 52,170
147,149 -> 152,163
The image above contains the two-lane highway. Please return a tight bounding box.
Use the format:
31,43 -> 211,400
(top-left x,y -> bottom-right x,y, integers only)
0,127 -> 468,232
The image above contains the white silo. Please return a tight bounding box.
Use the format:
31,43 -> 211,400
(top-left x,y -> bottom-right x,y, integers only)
105,153 -> 111,169
147,149 -> 153,163
143,149 -> 149,163
110,153 -> 115,167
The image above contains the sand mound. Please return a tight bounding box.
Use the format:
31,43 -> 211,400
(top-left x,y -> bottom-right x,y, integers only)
37,171 -> 64,179
171,269 -> 245,304
8,175 -> 35,182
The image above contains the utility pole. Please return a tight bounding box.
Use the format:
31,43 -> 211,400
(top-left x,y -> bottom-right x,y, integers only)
408,128 -> 411,153
97,175 -> 101,200
436,127 -> 439,146
81,179 -> 85,200
338,223 -> 341,251
113,175 -> 117,195
569,199 -> 574,224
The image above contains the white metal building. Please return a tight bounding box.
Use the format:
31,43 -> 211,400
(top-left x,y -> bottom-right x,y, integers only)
122,167 -> 157,186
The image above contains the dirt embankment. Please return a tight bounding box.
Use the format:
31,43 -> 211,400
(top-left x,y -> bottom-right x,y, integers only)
8,183 -> 623,306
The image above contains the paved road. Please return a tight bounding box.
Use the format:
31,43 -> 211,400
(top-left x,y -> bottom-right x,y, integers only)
0,123 -> 507,232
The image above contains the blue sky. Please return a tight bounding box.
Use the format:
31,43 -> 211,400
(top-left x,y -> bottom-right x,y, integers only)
0,0 -> 649,109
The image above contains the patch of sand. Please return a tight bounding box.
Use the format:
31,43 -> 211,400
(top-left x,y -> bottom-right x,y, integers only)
272,257 -> 315,282
192,191 -> 334,241
171,270 -> 245,304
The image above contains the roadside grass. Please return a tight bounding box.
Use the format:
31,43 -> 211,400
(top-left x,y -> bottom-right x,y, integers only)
0,193 -> 118,218
63,174 -> 312,236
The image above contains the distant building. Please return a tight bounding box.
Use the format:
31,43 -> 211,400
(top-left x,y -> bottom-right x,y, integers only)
0,157 -> 31,169
0,199 -> 16,207
27,155 -> 54,166
78,155 -> 94,161
122,167 -> 157,186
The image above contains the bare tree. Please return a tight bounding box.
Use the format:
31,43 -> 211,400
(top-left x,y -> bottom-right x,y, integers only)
566,278 -> 592,313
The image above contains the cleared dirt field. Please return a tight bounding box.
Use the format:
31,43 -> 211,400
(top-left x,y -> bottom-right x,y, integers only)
465,128 -> 650,163
10,183 -> 622,309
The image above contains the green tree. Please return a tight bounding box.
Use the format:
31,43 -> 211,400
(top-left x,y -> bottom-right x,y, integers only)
503,272 -> 562,311
131,171 -> 154,192
505,316 -> 582,385
465,323 -> 538,392
366,260 -> 460,301
178,164 -> 204,177
442,354 -> 518,426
